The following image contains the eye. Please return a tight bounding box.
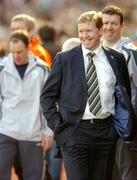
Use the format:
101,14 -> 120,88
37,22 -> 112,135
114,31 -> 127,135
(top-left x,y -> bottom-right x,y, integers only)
103,22 -> 108,25
79,30 -> 83,33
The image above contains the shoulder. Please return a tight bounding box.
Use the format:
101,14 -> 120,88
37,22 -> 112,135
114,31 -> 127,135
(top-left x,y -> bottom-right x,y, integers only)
35,56 -> 49,73
56,44 -> 82,58
121,42 -> 137,63
0,56 -> 10,69
103,46 -> 124,57
52,45 -> 82,66
102,46 -> 126,69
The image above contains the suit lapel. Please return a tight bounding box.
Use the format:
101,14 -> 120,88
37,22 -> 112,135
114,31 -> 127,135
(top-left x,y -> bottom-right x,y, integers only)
74,46 -> 120,94
103,47 -> 119,79
75,45 -> 88,94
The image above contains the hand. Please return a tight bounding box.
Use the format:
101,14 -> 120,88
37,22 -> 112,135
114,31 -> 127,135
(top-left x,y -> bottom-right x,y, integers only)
41,136 -> 54,151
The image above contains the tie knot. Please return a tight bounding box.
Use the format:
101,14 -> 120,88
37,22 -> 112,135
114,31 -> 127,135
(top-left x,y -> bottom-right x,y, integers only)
87,52 -> 95,59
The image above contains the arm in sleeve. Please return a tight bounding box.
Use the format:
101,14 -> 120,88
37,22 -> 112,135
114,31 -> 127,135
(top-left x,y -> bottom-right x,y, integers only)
40,53 -> 63,132
128,51 -> 137,88
119,53 -> 131,98
122,46 -> 137,88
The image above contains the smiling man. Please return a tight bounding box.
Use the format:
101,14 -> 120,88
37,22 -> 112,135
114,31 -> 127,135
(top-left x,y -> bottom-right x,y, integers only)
102,8 -> 124,46
102,6 -> 137,180
40,10 -> 134,180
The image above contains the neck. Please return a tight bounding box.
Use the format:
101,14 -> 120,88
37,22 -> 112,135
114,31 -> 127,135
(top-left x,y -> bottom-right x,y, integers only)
104,39 -> 121,48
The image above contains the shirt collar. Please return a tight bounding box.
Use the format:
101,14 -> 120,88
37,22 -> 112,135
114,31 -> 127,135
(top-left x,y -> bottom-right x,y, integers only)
103,37 -> 132,50
82,44 -> 103,57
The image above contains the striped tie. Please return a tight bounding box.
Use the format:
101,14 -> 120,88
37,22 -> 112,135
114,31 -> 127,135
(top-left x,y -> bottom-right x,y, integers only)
86,52 -> 102,116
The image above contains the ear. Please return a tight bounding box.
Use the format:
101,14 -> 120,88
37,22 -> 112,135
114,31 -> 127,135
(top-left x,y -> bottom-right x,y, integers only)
26,44 -> 30,51
28,29 -> 35,41
121,22 -> 125,34
98,27 -> 103,37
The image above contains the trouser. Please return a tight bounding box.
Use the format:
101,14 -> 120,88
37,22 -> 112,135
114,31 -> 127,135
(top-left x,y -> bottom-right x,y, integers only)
46,142 -> 62,180
0,133 -> 45,180
14,156 -> 23,180
14,155 -> 52,180
112,138 -> 137,180
61,117 -> 118,180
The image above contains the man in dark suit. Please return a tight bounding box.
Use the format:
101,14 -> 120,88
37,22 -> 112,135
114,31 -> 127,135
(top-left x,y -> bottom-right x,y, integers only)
40,11 -> 134,180
102,5 -> 137,180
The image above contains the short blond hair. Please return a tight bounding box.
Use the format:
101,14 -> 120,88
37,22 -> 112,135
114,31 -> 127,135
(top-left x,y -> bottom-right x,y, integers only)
11,14 -> 35,32
77,11 -> 103,29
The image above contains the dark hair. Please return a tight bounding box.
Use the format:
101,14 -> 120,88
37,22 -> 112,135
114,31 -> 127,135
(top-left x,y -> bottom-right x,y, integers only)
9,30 -> 30,47
102,5 -> 124,24
38,24 -> 56,42
0,44 -> 7,58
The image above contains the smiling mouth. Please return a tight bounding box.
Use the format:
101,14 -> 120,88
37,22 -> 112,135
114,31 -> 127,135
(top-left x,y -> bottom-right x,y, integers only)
107,31 -> 114,35
84,39 -> 92,43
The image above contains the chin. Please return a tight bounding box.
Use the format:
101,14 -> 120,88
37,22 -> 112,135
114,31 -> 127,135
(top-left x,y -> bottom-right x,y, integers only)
15,61 -> 22,65
106,35 -> 114,41
84,44 -> 91,49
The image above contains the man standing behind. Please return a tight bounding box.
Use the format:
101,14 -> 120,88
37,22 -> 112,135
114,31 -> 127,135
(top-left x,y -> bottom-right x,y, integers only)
0,30 -> 53,180
102,5 -> 137,180
10,14 -> 52,68
40,11 -> 133,180
10,14 -> 53,180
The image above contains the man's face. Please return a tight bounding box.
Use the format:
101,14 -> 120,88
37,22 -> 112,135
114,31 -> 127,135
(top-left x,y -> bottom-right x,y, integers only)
78,22 -> 102,51
10,40 -> 28,65
102,14 -> 124,43
10,20 -> 33,40
10,20 -> 28,32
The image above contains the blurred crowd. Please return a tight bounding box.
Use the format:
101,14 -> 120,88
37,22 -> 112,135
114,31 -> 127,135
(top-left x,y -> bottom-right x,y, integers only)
0,0 -> 137,50
0,1 -> 137,180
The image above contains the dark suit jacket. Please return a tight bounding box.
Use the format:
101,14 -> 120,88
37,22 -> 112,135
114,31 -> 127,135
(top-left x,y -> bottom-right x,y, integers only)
40,45 -> 134,146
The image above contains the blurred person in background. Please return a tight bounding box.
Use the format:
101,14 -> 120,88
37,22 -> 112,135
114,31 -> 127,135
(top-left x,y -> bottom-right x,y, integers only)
38,24 -> 61,60
102,5 -> 137,180
0,30 -> 53,180
0,26 -> 9,59
10,13 -> 52,68
38,23 -> 61,180
0,42 -> 8,59
62,37 -> 80,52
10,13 -> 54,180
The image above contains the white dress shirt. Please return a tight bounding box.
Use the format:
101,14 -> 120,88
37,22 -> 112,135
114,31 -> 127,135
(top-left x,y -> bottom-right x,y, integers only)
82,45 -> 116,120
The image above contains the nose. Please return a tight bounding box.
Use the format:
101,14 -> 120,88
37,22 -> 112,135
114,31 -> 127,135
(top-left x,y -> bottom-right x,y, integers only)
83,31 -> 88,38
13,53 -> 20,60
105,23 -> 113,30
14,53 -> 18,58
